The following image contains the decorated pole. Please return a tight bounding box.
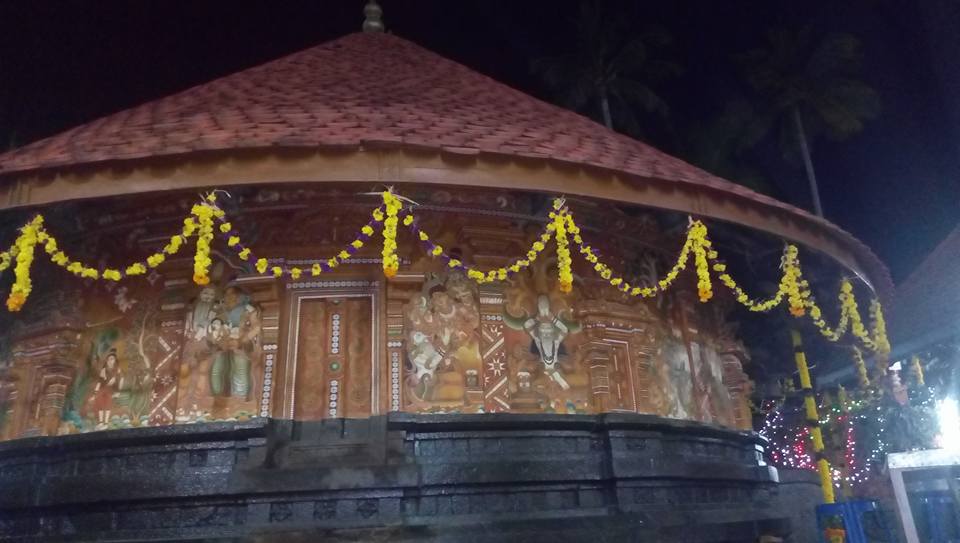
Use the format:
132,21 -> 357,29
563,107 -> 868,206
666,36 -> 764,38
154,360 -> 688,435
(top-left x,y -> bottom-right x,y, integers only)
792,329 -> 836,504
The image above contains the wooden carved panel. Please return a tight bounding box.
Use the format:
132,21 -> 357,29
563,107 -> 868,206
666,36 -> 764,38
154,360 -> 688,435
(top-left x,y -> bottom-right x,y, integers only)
283,283 -> 380,421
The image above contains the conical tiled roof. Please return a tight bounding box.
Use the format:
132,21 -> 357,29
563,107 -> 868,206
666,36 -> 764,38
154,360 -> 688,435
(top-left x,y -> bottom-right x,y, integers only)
0,33 -> 817,211
0,31 -> 891,295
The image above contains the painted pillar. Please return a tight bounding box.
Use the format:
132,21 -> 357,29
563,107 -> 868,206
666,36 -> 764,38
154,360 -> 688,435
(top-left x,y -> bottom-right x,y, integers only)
791,329 -> 835,504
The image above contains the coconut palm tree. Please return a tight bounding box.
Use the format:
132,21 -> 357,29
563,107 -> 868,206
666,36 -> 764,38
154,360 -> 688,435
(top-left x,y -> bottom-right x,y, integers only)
681,99 -> 775,195
737,27 -> 880,217
531,1 -> 681,134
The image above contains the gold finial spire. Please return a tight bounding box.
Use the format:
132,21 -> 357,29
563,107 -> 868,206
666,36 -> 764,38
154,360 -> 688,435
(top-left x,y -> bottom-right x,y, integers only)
362,0 -> 384,33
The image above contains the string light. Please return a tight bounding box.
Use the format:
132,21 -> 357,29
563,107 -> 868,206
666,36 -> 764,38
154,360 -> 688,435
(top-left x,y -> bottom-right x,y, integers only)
762,397 -> 888,489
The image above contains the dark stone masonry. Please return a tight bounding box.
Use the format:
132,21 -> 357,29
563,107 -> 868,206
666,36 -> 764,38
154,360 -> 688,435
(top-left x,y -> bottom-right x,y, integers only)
0,414 -> 820,542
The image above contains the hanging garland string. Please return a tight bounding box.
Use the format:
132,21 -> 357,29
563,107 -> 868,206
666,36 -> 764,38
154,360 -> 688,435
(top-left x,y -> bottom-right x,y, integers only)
911,355 -> 924,386
851,346 -> 871,389
390,192 -> 559,285
0,190 -> 893,355
555,203 -> 889,355
0,202 -> 210,311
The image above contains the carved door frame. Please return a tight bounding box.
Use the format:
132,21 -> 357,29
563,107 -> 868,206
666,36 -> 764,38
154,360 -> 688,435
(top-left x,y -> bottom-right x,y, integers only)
280,281 -> 382,420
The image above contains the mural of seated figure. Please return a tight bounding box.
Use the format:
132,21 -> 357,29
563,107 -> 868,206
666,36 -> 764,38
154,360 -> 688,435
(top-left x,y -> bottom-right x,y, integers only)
403,271 -> 481,410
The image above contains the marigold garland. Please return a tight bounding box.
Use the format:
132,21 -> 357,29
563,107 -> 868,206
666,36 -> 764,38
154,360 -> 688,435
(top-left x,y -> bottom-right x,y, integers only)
552,201 -> 573,293
0,190 -> 893,355
381,191 -> 402,278
406,215 -> 553,284
211,199 -> 383,280
191,199 -> 216,286
911,355 -> 924,386
691,221 -> 713,302
6,216 -> 42,311
565,211 -> 696,298
801,279 -> 889,355
851,346 -> 870,389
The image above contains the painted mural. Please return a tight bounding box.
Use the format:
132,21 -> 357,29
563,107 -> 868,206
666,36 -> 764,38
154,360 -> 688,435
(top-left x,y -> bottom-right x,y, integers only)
403,271 -> 483,410
176,284 -> 262,423
0,185 -> 756,442
502,262 -> 588,414
54,278 -> 263,433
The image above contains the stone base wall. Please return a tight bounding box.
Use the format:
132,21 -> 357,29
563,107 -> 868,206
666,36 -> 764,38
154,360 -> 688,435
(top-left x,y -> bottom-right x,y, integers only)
0,414 -> 819,542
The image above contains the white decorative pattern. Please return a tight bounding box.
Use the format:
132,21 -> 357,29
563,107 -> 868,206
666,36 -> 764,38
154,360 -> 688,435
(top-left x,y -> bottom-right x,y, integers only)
260,344 -> 277,418
330,313 -> 341,354
285,257 -> 401,265
390,350 -> 401,411
286,280 -> 378,290
328,379 -> 339,418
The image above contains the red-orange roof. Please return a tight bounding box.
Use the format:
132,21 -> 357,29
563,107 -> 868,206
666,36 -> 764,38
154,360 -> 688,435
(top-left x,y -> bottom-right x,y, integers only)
0,33 -> 815,207
0,31 -> 891,295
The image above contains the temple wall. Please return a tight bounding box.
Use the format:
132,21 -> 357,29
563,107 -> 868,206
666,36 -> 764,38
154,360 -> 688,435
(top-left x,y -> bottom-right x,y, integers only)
0,185 -> 754,441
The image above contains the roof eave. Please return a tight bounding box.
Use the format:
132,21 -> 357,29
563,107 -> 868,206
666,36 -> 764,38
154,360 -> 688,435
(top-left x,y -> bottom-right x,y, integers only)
0,144 -> 894,301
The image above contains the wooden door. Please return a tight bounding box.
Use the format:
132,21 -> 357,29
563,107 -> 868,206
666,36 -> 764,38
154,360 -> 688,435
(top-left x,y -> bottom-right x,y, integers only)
284,287 -> 379,420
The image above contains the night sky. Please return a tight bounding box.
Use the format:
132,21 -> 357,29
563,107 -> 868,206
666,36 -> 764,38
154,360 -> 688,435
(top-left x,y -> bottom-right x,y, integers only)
1,1 -> 957,283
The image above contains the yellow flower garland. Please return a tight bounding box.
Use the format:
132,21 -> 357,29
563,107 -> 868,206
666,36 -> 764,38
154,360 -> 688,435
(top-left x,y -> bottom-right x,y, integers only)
191,202 -> 216,286
851,346 -> 870,389
565,211 -> 697,298
691,221 -> 713,302
1,195 -> 214,311
869,299 -> 891,355
381,191 -> 402,278
6,216 -> 42,311
211,197 -> 383,280
0,189 -> 893,357
409,213 -> 553,285
563,203 -> 890,355
711,245 -> 804,314
911,355 -> 924,386
552,202 -> 573,293
802,279 -> 889,354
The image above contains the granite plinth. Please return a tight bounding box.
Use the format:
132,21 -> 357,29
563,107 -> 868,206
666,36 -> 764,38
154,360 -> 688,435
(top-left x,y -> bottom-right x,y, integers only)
0,413 -> 819,542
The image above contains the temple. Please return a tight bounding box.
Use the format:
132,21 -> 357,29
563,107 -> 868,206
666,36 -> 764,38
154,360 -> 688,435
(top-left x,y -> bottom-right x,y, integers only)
0,18 -> 892,543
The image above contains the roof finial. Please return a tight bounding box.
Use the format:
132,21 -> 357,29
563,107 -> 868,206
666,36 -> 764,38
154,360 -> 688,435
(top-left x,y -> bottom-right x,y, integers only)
362,0 -> 385,33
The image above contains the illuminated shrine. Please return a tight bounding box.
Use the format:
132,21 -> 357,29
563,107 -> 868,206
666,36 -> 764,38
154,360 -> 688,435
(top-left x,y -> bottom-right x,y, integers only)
0,15 -> 893,542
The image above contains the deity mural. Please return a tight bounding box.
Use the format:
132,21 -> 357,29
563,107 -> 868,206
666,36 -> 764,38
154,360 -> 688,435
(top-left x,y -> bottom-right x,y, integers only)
0,188 -> 756,440
177,284 -> 262,422
504,294 -> 581,391
659,330 -> 695,420
693,341 -> 737,426
63,319 -> 154,432
403,271 -> 483,410
500,260 -> 589,414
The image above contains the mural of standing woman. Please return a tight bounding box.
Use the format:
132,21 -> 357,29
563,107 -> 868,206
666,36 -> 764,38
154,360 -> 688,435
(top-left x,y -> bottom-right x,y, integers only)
89,349 -> 124,430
